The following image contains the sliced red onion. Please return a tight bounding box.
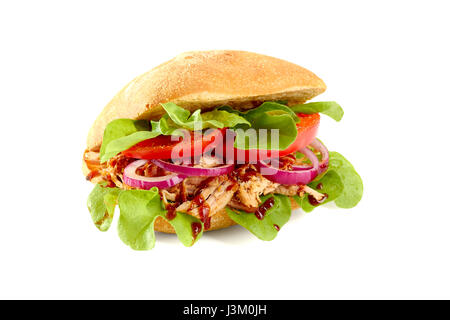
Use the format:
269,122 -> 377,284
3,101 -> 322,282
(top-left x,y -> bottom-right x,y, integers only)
258,159 -> 318,185
292,163 -> 313,170
291,139 -> 329,174
310,139 -> 329,174
257,140 -> 324,185
292,147 -> 319,171
152,159 -> 234,176
123,160 -> 185,190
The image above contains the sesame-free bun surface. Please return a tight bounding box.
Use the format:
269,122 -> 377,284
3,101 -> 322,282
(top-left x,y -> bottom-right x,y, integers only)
153,198 -> 300,233
86,50 -> 326,151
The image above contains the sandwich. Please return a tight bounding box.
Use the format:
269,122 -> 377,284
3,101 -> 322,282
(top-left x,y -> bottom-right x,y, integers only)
83,50 -> 363,250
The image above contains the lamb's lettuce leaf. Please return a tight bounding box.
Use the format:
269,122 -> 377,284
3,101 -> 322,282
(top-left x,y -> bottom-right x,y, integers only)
234,110 -> 297,150
101,130 -> 159,163
290,101 -> 344,121
201,109 -> 251,128
100,119 -> 150,163
161,102 -> 196,129
87,184 -> 121,231
99,117 -> 184,163
117,188 -> 166,250
226,194 -> 291,241
299,170 -> 344,212
99,103 -> 249,163
161,102 -> 249,130
297,151 -> 362,212
328,151 -> 363,208
219,102 -> 299,150
87,186 -> 203,250
117,187 -> 204,250
219,101 -> 299,123
168,212 -> 204,246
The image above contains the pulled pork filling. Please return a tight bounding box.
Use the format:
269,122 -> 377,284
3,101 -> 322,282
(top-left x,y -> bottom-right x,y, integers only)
84,151 -> 326,229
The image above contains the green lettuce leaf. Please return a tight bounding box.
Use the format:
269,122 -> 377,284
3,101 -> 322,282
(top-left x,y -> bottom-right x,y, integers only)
300,170 -> 344,212
87,184 -> 121,231
235,111 -> 297,150
117,188 -> 164,250
201,109 -> 251,128
161,102 -> 204,130
290,101 -> 344,121
117,188 -> 203,250
328,151 -> 363,208
99,103 -> 249,163
226,194 -> 292,241
297,151 -> 363,211
292,194 -> 303,207
99,119 -> 150,163
160,102 -> 193,127
219,101 -> 299,123
161,102 -> 249,131
219,102 -> 299,150
168,212 -> 204,247
241,102 -> 299,123
101,130 -> 160,163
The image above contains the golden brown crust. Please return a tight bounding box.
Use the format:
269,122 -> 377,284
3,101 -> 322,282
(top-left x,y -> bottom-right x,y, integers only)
86,50 -> 326,151
153,197 -> 300,234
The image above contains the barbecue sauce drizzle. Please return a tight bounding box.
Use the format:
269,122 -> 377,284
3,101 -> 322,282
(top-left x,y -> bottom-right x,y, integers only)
191,194 -> 211,230
191,222 -> 202,240
165,205 -> 177,220
188,177 -> 219,230
254,197 -> 275,220
159,189 -> 203,241
308,193 -> 329,206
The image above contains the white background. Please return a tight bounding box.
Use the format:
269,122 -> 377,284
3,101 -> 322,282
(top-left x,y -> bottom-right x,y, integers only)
1,0 -> 449,299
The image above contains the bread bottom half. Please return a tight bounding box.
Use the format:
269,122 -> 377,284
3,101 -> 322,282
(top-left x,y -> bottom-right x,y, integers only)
154,198 -> 300,233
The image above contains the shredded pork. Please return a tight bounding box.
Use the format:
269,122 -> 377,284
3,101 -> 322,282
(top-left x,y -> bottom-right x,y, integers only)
176,176 -> 238,219
85,152 -> 326,225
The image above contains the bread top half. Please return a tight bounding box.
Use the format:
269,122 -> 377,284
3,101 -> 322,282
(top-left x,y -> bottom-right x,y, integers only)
86,50 -> 326,151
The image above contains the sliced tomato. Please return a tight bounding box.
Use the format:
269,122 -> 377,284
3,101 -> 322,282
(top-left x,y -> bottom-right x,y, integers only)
232,113 -> 320,162
122,128 -> 226,160
278,113 -> 320,156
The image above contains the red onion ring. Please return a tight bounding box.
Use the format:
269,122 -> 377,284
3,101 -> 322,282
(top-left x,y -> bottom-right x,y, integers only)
292,163 -> 313,170
123,160 -> 185,190
258,160 -> 318,185
291,139 -> 329,174
257,146 -> 320,185
310,139 -> 329,174
292,147 -> 319,171
257,142 -> 325,185
152,159 -> 234,176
